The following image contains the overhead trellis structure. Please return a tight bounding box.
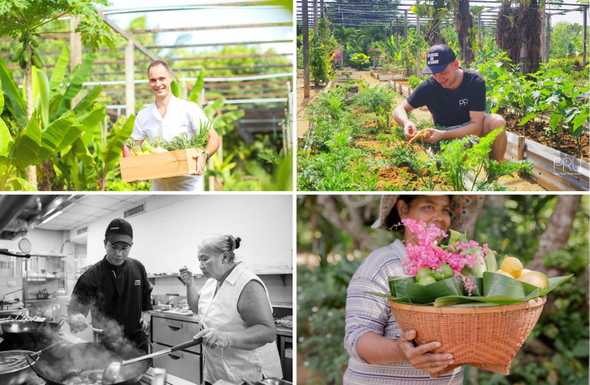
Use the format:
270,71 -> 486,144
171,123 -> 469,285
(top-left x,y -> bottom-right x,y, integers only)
297,0 -> 588,97
1,0 -> 294,147
297,0 -> 588,28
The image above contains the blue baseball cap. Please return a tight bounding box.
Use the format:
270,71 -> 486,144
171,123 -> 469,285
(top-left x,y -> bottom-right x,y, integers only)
423,44 -> 456,74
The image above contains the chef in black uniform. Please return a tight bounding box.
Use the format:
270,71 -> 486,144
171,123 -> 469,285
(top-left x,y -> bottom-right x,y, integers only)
67,218 -> 152,354
392,44 -> 507,161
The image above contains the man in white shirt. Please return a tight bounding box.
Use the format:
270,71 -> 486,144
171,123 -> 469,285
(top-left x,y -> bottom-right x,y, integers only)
132,60 -> 221,191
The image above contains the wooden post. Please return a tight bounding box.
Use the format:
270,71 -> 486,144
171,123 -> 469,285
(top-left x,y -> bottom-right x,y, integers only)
70,16 -> 82,70
313,0 -> 318,31
303,0 -> 310,99
545,14 -> 551,62
540,11 -> 551,62
70,16 -> 82,111
125,39 -> 135,117
478,13 -> 482,49
404,10 -> 408,37
584,5 -> 588,67
517,136 -> 526,160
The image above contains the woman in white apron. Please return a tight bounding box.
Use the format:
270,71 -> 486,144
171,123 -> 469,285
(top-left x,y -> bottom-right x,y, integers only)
180,235 -> 282,384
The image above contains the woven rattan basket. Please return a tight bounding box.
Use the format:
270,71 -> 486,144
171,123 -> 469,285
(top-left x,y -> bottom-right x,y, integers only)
389,297 -> 546,374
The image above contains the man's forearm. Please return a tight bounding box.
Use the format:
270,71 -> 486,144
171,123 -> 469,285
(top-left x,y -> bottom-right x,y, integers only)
441,120 -> 483,140
393,104 -> 411,127
204,130 -> 221,159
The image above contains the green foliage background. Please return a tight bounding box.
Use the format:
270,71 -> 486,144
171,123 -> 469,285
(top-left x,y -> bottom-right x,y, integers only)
297,195 -> 589,385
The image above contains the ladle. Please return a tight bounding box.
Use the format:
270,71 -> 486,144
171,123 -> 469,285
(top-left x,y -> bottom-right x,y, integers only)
103,337 -> 202,384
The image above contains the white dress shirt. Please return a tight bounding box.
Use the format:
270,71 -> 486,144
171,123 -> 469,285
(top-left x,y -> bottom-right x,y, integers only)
132,96 -> 209,191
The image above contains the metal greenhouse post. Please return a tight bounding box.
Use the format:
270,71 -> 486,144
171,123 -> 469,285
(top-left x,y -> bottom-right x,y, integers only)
584,5 -> 588,67
415,14 -> 421,75
125,39 -> 135,116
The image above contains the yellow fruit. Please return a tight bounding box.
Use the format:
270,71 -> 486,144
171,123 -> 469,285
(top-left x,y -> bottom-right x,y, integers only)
500,256 -> 523,278
518,271 -> 549,289
496,269 -> 514,278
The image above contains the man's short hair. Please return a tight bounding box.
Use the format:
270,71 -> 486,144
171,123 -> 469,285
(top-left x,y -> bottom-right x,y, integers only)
147,60 -> 171,76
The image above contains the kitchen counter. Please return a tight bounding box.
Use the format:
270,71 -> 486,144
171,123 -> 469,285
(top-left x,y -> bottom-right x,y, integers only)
150,311 -> 292,337
141,368 -> 198,385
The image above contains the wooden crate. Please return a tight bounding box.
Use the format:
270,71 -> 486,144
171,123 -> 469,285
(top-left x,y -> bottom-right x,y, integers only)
120,149 -> 200,182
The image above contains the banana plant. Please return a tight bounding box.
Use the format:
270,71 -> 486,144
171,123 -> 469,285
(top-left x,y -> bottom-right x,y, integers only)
0,50 -> 135,191
0,0 -> 116,187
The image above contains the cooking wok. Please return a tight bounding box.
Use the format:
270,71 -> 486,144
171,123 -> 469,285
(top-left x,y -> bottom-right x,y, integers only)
28,342 -> 149,385
1,320 -> 63,335
0,320 -> 63,351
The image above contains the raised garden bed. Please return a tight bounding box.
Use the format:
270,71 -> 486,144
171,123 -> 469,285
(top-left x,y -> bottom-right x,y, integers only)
505,132 -> 589,191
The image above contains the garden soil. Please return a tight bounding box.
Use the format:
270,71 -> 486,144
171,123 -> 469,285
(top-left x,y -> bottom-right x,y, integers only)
503,111 -> 589,162
300,69 -> 546,191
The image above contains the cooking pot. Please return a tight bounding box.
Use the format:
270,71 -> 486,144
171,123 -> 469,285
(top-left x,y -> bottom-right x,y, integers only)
0,350 -> 40,385
29,342 -> 149,385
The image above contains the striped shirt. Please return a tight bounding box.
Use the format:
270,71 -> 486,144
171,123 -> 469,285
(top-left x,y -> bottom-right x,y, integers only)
343,239 -> 463,385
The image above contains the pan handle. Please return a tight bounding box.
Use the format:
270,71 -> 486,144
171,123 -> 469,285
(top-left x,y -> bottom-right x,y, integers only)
170,337 -> 202,352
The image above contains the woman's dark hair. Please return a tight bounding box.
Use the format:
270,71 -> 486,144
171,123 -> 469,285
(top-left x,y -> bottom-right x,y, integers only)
384,196 -> 419,231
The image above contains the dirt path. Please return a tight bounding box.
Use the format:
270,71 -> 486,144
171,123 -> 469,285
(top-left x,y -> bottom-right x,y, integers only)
297,70 -> 323,138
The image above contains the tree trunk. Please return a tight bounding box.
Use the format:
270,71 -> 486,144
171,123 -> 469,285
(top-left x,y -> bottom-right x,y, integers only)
458,196 -> 485,237
426,0 -> 447,45
496,0 -> 521,64
455,0 -> 474,66
317,195 -> 374,252
25,49 -> 37,189
519,0 -> 542,73
530,195 -> 581,270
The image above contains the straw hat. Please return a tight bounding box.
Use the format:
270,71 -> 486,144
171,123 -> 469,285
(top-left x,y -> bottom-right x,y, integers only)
372,195 -> 484,232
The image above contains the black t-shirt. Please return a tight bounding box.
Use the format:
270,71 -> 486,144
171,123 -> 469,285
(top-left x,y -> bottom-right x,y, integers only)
68,256 -> 153,341
407,70 -> 486,127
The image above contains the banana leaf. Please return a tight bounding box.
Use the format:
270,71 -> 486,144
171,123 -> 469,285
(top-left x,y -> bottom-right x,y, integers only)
434,273 -> 573,306
188,71 -> 205,103
0,117 -> 12,157
0,59 -> 27,126
39,113 -> 83,157
32,65 -> 49,127
525,275 -> 574,299
49,45 -> 70,93
0,76 -> 4,113
73,86 -> 103,116
389,276 -> 464,304
483,272 -> 531,298
171,79 -> 181,98
78,104 -> 106,146
11,110 -> 44,168
61,54 -> 95,112
434,295 -> 526,307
